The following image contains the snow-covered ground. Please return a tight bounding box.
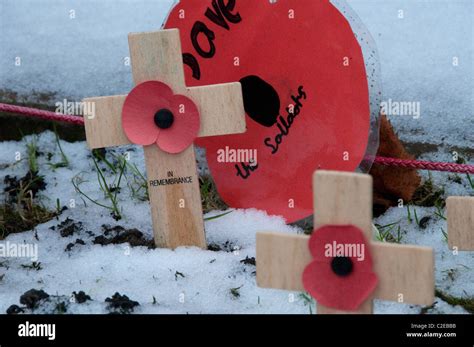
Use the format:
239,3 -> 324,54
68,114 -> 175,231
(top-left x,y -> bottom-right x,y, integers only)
0,132 -> 472,314
1,0 -> 472,147
0,0 -> 473,314
348,0 -> 473,148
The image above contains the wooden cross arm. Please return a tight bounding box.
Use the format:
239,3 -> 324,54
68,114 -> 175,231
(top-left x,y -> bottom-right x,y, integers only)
256,233 -> 311,290
83,95 -> 128,149
187,83 -> 245,138
256,232 -> 434,306
447,196 -> 474,250
83,29 -> 245,150
372,243 -> 434,305
83,83 -> 245,149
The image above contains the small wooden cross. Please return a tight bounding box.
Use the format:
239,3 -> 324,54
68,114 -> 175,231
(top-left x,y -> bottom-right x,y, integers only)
82,29 -> 245,249
256,170 -> 434,314
447,196 -> 474,251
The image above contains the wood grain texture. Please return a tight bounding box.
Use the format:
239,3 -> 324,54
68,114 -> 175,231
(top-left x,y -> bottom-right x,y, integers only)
372,243 -> 434,305
84,29 -> 245,147
129,29 -> 245,137
313,171 -> 373,238
128,29 -> 206,249
447,196 -> 474,250
313,170 -> 373,313
128,29 -> 186,92
255,233 -> 434,306
187,83 -> 246,137
144,145 -> 206,249
82,29 -> 245,249
256,232 -> 311,290
83,95 -> 129,149
256,171 -> 434,314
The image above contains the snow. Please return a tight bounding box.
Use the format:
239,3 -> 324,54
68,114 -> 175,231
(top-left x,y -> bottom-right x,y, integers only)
346,0 -> 474,148
1,0 -> 472,148
0,0 -> 473,314
0,0 -> 176,99
0,132 -> 472,314
1,132 -> 311,314
375,204 -> 474,308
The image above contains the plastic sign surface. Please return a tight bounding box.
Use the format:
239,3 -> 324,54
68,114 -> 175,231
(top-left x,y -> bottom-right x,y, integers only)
165,0 -> 370,222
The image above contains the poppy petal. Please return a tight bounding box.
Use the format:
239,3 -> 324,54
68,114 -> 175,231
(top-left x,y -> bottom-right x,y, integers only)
309,225 -> 372,266
122,81 -> 173,146
303,260 -> 378,311
156,94 -> 200,154
303,224 -> 378,311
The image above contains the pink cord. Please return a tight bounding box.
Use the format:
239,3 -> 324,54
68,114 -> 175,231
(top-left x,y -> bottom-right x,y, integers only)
0,102 -> 84,125
373,156 -> 474,174
1,102 -> 473,174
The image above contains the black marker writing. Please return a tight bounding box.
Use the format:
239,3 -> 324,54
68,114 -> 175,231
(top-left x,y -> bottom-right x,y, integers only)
183,0 -> 242,80
236,86 -> 307,180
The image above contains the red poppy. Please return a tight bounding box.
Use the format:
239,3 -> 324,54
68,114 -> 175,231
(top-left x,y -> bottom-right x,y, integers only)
302,225 -> 378,311
122,81 -> 200,154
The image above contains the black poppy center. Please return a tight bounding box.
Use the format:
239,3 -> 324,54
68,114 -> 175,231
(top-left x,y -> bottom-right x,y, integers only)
154,109 -> 174,129
239,75 -> 280,127
331,256 -> 353,277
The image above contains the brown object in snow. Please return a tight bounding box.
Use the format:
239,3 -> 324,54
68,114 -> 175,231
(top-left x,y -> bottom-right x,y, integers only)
370,115 -> 421,216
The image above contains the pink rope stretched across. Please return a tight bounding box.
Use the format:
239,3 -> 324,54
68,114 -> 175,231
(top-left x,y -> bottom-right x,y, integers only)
1,102 -> 473,174
373,156 -> 474,174
0,102 -> 84,125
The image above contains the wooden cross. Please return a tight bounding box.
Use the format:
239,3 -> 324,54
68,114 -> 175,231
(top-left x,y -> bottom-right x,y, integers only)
256,170 -> 434,314
447,196 -> 474,251
82,29 -> 245,249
